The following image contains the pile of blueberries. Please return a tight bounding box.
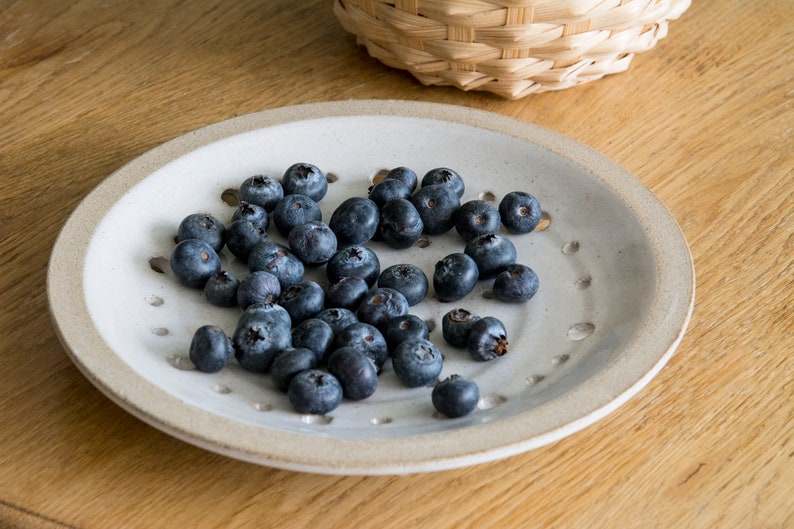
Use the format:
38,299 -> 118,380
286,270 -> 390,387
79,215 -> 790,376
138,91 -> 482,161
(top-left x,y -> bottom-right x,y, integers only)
168,162 -> 541,419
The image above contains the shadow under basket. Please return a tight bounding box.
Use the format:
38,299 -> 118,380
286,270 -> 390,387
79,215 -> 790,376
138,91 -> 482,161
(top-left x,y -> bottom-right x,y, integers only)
333,0 -> 691,100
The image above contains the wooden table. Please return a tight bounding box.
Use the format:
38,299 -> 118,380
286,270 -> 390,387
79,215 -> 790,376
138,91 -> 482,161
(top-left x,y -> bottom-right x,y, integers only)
2,1 -> 792,527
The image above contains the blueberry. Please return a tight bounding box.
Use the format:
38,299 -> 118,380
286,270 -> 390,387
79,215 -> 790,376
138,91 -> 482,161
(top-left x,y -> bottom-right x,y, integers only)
454,200 -> 501,242
270,347 -> 318,391
272,193 -> 322,237
288,221 -> 337,266
464,233 -> 517,280
367,178 -> 411,209
379,198 -> 424,249
224,219 -> 268,262
231,201 -> 269,230
357,287 -> 410,330
247,240 -> 305,289
239,174 -> 284,212
326,245 -> 380,287
236,270 -> 281,309
433,252 -> 478,302
493,263 -> 539,303
432,375 -> 480,418
233,307 -> 292,373
279,280 -> 325,324
287,369 -> 343,415
170,239 -> 221,288
421,167 -> 465,198
188,325 -> 234,373
333,322 -> 388,369
441,308 -> 481,348
383,314 -> 429,352
392,338 -> 443,387
377,263 -> 428,306
177,213 -> 226,253
315,307 -> 359,335
328,197 -> 380,247
203,270 -> 240,307
291,318 -> 335,363
409,184 -> 461,235
384,166 -> 418,193
281,163 -> 328,202
327,347 -> 379,400
238,301 -> 292,330
467,316 -> 508,361
498,191 -> 542,234
324,276 -> 369,311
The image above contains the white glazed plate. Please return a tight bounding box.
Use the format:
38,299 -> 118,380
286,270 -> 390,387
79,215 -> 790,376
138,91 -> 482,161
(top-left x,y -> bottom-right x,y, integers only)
48,100 -> 694,475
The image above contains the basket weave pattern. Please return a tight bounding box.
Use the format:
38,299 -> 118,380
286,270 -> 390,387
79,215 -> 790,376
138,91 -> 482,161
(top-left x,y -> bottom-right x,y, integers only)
333,0 -> 691,99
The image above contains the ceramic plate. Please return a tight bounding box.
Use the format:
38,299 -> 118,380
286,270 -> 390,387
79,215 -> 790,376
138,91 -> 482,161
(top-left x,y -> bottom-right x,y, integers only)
48,100 -> 694,475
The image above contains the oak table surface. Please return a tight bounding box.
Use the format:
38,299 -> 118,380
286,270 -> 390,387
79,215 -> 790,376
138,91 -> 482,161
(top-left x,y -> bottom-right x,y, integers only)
1,1 -> 792,528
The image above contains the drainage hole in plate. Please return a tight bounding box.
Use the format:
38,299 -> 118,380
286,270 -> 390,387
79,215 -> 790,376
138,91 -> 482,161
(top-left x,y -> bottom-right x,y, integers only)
567,322 -> 595,341
478,393 -> 507,410
149,257 -> 169,274
301,414 -> 333,425
221,188 -> 240,206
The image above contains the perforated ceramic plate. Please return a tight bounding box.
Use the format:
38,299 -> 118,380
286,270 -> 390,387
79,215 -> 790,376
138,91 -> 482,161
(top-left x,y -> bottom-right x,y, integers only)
48,100 -> 694,474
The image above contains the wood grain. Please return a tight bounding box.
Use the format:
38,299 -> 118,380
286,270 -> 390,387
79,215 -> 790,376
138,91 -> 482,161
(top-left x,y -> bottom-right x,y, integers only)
1,1 -> 792,528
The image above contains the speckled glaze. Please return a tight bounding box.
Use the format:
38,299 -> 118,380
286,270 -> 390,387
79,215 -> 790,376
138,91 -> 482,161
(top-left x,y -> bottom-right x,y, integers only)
47,100 -> 695,475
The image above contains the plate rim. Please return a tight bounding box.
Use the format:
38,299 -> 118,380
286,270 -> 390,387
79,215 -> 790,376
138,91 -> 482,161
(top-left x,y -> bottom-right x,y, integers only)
47,99 -> 695,474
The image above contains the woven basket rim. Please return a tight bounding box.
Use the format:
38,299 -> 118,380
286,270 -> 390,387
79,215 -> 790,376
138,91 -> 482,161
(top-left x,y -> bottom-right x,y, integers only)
334,0 -> 691,99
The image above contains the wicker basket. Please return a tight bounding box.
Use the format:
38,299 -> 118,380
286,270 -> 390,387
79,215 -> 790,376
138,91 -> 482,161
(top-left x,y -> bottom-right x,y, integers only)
333,0 -> 690,99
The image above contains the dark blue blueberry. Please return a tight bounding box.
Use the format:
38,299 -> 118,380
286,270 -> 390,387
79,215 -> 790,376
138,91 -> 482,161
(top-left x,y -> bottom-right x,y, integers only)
287,369 -> 343,415
224,219 -> 268,262
231,201 -> 269,230
270,347 -> 318,392
384,166 -> 418,193
493,263 -> 539,303
279,280 -> 325,324
498,191 -> 542,234
170,239 -> 221,288
467,316 -> 508,361
378,198 -> 423,249
357,287 -> 409,330
367,178 -> 412,209
441,308 -> 481,348
233,308 -> 292,373
238,174 -> 284,213
288,221 -> 337,266
238,301 -> 292,330
421,167 -> 465,198
377,263 -> 428,306
327,347 -> 379,400
433,253 -> 478,302
188,325 -> 234,373
454,200 -> 501,241
203,270 -> 240,307
315,307 -> 359,335
272,193 -> 322,237
281,163 -> 328,202
177,213 -> 226,253
324,276 -> 369,311
383,314 -> 429,352
329,197 -> 380,247
326,245 -> 380,286
333,322 -> 388,369
409,184 -> 461,235
432,375 -> 480,418
291,318 -> 335,363
464,233 -> 517,280
236,270 -> 281,309
247,240 -> 305,289
392,338 -> 443,387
